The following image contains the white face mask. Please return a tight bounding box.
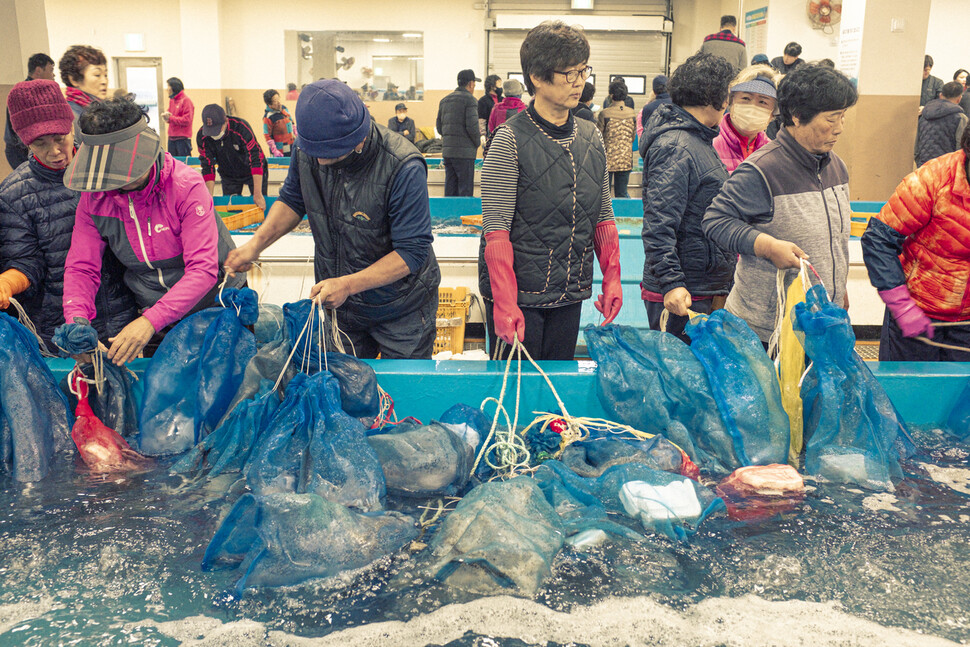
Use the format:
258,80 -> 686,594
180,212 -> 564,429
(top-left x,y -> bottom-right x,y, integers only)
730,103 -> 773,134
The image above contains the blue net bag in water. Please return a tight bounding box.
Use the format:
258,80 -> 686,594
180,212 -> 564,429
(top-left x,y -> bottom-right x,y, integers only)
560,436 -> 686,478
684,309 -> 790,466
794,284 -> 913,491
536,460 -> 723,542
246,371 -> 386,512
202,492 -> 417,597
60,362 -> 138,440
0,313 -> 74,482
138,289 -> 258,456
427,477 -> 565,597
585,324 -> 739,474
368,422 -> 475,497
945,380 -> 970,441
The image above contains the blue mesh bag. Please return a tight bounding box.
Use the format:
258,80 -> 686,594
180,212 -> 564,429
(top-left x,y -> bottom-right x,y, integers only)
585,324 -> 739,474
254,304 -> 285,345
945,380 -> 970,441
536,460 -> 723,542
171,380 -> 282,477
427,477 -> 565,597
60,361 -> 138,440
438,402 -> 492,479
138,289 -> 258,456
0,313 -> 74,482
202,492 -> 417,597
684,309 -> 790,466
794,284 -> 914,491
284,300 -> 380,422
246,371 -> 386,512
560,436 -> 685,478
368,422 -> 474,497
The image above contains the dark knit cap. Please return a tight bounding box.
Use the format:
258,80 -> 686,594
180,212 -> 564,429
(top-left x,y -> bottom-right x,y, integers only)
295,80 -> 371,159
7,79 -> 74,145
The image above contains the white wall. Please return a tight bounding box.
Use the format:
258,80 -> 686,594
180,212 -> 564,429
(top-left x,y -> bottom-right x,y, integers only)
926,0 -> 970,84
741,0 -> 839,63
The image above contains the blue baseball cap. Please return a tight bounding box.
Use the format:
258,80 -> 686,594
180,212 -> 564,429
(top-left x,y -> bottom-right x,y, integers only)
295,80 -> 371,159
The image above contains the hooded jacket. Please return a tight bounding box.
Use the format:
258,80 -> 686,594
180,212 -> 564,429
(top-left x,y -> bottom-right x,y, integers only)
487,95 -> 527,135
63,153 -> 241,332
915,99 -> 968,167
0,155 -> 138,346
640,103 -> 734,298
713,113 -> 771,174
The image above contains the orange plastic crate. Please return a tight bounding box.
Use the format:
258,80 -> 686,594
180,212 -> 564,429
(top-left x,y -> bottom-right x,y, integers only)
220,206 -> 265,230
435,287 -> 471,354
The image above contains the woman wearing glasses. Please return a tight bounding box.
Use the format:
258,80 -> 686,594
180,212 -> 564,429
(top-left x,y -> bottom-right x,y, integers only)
478,21 -> 622,360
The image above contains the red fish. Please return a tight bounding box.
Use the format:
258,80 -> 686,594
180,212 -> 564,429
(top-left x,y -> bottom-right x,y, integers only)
70,374 -> 152,472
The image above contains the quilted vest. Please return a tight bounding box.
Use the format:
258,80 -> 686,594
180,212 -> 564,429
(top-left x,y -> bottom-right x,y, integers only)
478,110 -> 607,307
297,121 -> 440,322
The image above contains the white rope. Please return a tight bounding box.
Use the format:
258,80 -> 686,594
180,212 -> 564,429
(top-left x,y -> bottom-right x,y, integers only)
9,297 -> 55,357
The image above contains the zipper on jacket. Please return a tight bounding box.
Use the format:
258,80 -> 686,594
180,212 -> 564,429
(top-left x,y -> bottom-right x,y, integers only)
129,196 -> 169,290
816,165 -> 838,291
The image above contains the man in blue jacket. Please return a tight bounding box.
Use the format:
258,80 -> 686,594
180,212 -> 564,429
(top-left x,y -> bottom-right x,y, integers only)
436,69 -> 481,196
640,53 -> 737,342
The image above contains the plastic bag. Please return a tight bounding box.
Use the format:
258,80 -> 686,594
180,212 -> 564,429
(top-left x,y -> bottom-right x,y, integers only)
715,464 -> 804,522
945,380 -> 970,441
794,285 -> 913,491
246,371 -> 386,512
774,268 -> 809,465
171,380 -> 281,477
537,460 -> 722,542
427,477 -> 564,596
560,436 -> 689,479
0,313 -> 74,481
368,422 -> 474,497
61,362 -> 139,440
685,309 -> 790,466
585,324 -> 738,474
203,492 -> 417,597
69,372 -> 151,473
138,288 -> 258,456
254,304 -> 285,345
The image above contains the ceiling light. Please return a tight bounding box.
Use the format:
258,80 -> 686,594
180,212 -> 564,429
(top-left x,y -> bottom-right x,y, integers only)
373,38 -> 390,42
402,33 -> 422,38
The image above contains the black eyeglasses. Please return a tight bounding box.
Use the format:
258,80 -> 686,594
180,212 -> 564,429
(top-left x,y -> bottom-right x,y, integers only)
553,66 -> 593,84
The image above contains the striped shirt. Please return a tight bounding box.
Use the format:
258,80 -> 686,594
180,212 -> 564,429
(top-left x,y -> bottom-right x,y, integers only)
482,111 -> 614,234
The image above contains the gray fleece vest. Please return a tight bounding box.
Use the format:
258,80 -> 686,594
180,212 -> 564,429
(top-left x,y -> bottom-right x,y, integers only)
297,122 -> 440,323
478,111 -> 606,308
727,128 -> 851,342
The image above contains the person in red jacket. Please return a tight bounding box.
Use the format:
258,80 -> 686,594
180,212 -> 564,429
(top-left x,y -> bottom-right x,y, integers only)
861,127 -> 970,361
162,77 -> 195,157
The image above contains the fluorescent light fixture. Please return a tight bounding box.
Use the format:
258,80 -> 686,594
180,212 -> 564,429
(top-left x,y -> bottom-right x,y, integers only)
373,56 -> 395,60
373,38 -> 390,42
402,33 -> 422,38
408,57 -> 424,60
571,0 -> 594,8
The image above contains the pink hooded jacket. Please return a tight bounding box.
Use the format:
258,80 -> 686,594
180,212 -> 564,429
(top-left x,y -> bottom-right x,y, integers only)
712,113 -> 770,174
63,153 -> 233,332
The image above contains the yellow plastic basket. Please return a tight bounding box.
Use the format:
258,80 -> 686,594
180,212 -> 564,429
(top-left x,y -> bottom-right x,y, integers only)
219,206 -> 265,230
435,287 -> 471,354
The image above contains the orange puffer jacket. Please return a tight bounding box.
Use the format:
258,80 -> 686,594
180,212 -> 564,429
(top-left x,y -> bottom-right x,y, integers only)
877,150 -> 970,320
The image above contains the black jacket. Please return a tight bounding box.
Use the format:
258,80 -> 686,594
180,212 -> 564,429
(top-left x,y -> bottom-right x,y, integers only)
921,74 -> 945,107
0,156 -> 138,346
478,93 -> 499,124
640,103 -> 734,297
915,99 -> 968,167
386,115 -> 416,142
3,76 -> 30,170
639,93 -> 672,137
770,57 -> 804,74
436,87 -> 480,159
573,103 -> 596,123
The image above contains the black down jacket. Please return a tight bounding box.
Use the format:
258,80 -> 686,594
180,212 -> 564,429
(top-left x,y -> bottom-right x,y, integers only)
640,103 -> 735,297
435,87 -> 480,159
0,156 -> 138,347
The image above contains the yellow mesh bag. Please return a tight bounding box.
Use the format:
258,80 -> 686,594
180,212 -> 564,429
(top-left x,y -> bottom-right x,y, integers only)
772,265 -> 809,467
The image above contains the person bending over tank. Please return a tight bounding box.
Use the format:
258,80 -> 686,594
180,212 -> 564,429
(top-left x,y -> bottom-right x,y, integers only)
703,64 -> 858,346
225,80 -> 441,360
196,104 -> 268,211
61,99 -> 243,364
479,20 -> 622,360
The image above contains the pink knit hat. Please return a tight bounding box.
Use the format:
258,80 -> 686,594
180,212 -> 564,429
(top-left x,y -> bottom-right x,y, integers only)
7,79 -> 74,146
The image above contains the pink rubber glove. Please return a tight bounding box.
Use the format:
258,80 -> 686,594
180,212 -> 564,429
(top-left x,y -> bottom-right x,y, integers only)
269,143 -> 282,158
593,221 -> 623,324
484,231 -> 525,344
879,284 -> 934,339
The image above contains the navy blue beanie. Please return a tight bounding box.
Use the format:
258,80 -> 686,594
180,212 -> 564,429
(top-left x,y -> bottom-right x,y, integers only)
295,80 -> 371,159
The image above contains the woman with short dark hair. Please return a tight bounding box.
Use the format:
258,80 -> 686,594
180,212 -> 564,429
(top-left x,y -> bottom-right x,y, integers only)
597,79 -> 636,198
478,21 -> 622,360
58,45 -> 108,120
162,77 -> 195,157
703,64 -> 858,346
61,99 -> 243,364
861,125 -> 970,361
954,69 -> 970,117
478,74 -> 503,137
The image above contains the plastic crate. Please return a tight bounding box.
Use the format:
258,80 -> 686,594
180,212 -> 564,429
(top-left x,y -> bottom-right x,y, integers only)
435,287 -> 471,354
219,206 -> 265,230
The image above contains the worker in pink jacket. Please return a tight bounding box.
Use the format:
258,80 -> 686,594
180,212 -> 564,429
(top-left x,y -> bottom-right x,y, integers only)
61,98 -> 242,365
162,77 -> 195,157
